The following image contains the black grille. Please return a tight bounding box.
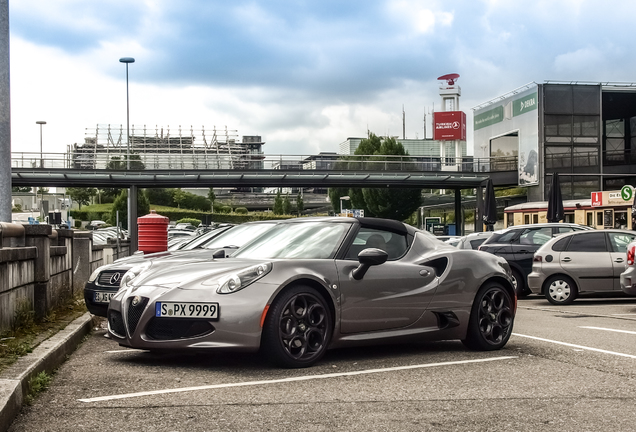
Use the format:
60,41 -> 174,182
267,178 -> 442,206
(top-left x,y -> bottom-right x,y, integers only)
108,310 -> 125,338
126,297 -> 149,336
97,270 -> 127,287
146,318 -> 215,340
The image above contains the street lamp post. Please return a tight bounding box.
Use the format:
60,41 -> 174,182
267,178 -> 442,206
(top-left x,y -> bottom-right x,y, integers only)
119,57 -> 134,169
339,195 -> 350,215
119,57 -> 137,252
36,121 -> 46,168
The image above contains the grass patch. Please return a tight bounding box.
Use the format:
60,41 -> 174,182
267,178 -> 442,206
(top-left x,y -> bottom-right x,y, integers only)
23,371 -> 52,405
0,295 -> 88,374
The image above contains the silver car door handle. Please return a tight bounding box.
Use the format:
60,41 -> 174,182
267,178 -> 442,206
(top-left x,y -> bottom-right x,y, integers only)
419,269 -> 430,277
615,258 -> 624,263
562,257 -> 571,262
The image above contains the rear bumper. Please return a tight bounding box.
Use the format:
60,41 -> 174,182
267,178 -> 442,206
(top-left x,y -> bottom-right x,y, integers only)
527,271 -> 545,294
620,266 -> 636,295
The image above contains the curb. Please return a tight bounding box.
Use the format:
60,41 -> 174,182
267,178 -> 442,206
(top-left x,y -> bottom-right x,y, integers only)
0,312 -> 94,432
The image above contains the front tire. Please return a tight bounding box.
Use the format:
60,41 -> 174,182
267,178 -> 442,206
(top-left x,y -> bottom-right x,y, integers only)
544,275 -> 577,305
462,282 -> 514,351
262,285 -> 333,368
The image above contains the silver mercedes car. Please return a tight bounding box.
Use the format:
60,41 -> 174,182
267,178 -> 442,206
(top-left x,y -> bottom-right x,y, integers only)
108,217 -> 516,368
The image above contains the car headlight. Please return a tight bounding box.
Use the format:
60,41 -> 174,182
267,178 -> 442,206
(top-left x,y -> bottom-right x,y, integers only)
88,268 -> 102,282
215,262 -> 272,294
119,262 -> 152,289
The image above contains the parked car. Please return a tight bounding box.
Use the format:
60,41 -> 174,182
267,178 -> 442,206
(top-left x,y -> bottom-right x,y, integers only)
451,232 -> 495,250
478,223 -> 592,296
107,217 -> 516,368
83,221 -> 278,317
619,240 -> 636,296
528,229 -> 636,304
168,224 -> 234,251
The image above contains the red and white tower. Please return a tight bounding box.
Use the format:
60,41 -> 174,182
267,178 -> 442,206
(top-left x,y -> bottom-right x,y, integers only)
433,73 -> 466,171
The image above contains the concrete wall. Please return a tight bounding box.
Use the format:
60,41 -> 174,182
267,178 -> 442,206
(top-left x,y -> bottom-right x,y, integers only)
0,225 -> 130,332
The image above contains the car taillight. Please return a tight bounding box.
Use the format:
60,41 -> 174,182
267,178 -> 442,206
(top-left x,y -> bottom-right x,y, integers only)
628,246 -> 635,266
533,255 -> 542,263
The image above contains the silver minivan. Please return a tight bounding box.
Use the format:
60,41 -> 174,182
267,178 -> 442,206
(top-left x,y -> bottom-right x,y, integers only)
528,229 -> 636,304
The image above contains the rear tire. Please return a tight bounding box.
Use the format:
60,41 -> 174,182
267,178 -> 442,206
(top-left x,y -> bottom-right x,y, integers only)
462,282 -> 514,351
544,275 -> 577,305
261,285 -> 333,368
511,268 -> 530,298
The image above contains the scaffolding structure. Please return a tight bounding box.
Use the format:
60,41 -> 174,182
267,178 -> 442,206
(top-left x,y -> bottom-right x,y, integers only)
70,124 -> 265,170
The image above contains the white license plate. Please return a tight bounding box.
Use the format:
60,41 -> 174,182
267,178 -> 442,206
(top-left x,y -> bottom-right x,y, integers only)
94,291 -> 115,303
155,302 -> 219,319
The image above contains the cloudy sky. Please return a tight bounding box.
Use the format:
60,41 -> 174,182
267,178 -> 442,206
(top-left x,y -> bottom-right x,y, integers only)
8,0 -> 636,156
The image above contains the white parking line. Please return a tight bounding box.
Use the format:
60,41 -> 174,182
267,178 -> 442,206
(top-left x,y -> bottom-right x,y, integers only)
105,349 -> 150,354
78,356 -> 517,403
579,326 -> 636,335
513,333 -> 636,358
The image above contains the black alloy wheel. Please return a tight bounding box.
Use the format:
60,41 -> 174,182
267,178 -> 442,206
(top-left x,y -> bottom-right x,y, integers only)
262,285 -> 333,368
462,282 -> 514,351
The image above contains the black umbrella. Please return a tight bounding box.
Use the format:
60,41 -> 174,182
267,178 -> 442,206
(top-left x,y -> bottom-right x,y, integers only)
547,172 -> 564,223
482,178 -> 497,231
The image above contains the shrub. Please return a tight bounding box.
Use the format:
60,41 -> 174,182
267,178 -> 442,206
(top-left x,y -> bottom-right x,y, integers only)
234,207 -> 248,215
176,218 -> 202,226
220,206 -> 232,214
74,220 -> 82,228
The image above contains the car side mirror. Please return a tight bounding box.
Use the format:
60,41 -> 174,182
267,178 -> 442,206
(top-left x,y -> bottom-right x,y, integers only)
212,249 -> 226,259
352,248 -> 388,280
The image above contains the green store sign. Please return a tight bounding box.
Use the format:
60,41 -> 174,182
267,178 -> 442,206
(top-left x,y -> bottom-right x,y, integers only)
474,106 -> 503,130
513,92 -> 538,117
474,91 -> 538,130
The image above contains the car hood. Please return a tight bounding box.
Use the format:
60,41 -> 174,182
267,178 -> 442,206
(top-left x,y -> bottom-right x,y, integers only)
99,249 -> 219,273
126,258 -> 269,289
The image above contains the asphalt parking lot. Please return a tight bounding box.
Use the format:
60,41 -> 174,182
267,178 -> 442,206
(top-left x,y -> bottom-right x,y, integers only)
9,295 -> 636,432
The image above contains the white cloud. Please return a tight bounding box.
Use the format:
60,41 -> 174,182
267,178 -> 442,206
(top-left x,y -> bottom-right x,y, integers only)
387,0 -> 454,34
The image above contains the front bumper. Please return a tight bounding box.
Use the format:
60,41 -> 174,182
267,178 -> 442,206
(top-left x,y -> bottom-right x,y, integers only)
84,281 -> 119,317
107,283 -> 279,352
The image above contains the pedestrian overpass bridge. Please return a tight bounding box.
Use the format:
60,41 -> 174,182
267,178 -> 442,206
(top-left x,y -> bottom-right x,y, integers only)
10,152 -> 520,238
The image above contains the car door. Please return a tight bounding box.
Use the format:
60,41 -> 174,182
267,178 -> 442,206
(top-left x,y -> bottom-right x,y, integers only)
559,232 -> 613,292
336,227 -> 438,334
607,232 -> 636,290
512,227 -> 553,277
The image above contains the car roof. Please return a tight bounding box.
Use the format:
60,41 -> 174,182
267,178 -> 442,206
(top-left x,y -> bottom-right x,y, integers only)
492,222 -> 591,234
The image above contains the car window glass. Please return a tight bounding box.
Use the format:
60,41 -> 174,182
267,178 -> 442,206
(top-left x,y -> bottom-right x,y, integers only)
496,230 -> 518,243
552,236 -> 570,251
233,222 -> 350,259
566,232 -> 607,252
203,224 -> 273,250
344,227 -> 408,260
557,227 -> 574,234
608,233 -> 636,253
469,239 -> 488,249
518,227 -> 552,246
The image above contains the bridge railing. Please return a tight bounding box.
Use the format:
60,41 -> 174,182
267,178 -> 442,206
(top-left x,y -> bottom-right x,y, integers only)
11,152 -> 518,173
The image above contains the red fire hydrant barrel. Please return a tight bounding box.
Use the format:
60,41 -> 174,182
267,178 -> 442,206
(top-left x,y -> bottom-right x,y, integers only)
137,210 -> 169,254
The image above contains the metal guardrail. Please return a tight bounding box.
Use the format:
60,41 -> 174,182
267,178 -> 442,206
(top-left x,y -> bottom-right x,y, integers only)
11,152 -> 519,174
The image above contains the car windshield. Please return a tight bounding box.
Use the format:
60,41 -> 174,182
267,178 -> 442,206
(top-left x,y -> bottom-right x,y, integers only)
178,226 -> 230,250
233,221 -> 350,259
202,223 -> 275,250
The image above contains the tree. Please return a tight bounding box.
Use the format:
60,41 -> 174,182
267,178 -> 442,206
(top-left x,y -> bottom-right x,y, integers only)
173,189 -> 186,208
208,188 -> 216,205
296,190 -> 304,215
327,133 -> 422,221
66,187 -> 97,209
37,187 -> 49,194
12,186 -> 32,193
110,189 -> 151,229
106,154 -> 145,170
282,194 -> 292,215
273,190 -> 283,215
